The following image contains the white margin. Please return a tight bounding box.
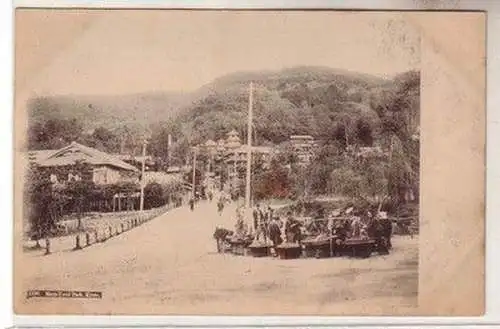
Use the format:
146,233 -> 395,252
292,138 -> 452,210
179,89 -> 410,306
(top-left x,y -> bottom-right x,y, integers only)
2,0 -> 14,327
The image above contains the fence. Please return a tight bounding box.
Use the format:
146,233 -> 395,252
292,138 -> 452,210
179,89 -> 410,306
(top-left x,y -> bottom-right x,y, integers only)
30,203 -> 177,255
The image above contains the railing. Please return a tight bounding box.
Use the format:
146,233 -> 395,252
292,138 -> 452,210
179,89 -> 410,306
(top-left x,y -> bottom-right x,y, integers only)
27,203 -> 179,255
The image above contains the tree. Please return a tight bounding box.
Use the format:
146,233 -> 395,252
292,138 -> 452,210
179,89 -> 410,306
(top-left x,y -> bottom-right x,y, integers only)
253,159 -> 291,201
144,182 -> 165,209
90,127 -> 119,153
355,118 -> 374,146
28,117 -> 84,150
24,168 -> 60,242
65,180 -> 97,229
370,70 -> 420,206
329,167 -> 364,198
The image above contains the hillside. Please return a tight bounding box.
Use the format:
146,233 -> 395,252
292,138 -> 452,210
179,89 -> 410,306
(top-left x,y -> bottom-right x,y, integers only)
26,66 -> 420,159
171,66 -> 417,147
27,91 -> 192,131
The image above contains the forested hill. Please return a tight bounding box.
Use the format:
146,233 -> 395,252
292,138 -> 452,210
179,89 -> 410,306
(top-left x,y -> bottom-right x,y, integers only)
27,91 -> 191,131
26,66 -> 419,161
170,67 -> 419,147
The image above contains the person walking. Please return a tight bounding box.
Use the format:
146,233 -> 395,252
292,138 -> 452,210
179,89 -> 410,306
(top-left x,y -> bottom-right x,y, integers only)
269,215 -> 283,246
217,197 -> 225,216
189,197 -> 195,211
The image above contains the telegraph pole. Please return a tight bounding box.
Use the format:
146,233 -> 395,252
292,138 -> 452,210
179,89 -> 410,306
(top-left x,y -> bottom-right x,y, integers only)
167,133 -> 172,168
245,82 -> 253,209
192,146 -> 197,198
139,139 -> 147,211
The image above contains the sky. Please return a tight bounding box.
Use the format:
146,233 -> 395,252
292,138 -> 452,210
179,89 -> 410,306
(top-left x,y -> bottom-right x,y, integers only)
16,10 -> 420,96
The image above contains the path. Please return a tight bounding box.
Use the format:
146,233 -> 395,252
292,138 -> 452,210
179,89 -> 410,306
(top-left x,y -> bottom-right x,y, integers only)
17,198 -> 418,315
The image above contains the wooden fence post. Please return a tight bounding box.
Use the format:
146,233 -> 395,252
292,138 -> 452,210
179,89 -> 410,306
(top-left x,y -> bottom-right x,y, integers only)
74,235 -> 82,250
85,232 -> 90,246
108,226 -> 113,237
94,231 -> 98,244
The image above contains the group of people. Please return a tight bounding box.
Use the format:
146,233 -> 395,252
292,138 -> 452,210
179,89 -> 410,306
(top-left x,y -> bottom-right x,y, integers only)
188,188 -> 223,212
223,202 -> 395,258
327,210 -> 393,249
252,205 -> 393,249
250,204 -> 305,247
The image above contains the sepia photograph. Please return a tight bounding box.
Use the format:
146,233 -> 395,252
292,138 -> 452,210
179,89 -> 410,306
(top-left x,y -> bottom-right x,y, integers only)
13,9 -> 484,316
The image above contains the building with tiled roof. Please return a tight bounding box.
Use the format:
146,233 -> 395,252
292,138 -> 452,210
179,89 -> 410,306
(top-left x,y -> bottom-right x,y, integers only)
34,141 -> 139,185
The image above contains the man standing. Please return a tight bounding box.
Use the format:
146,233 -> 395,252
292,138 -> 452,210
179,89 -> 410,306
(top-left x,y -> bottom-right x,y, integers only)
351,215 -> 362,238
217,197 -> 225,216
252,204 -> 262,232
285,212 -> 302,243
268,215 -> 283,248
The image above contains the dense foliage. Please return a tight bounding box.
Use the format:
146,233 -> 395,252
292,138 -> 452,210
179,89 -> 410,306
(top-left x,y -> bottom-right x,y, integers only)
26,66 -> 420,212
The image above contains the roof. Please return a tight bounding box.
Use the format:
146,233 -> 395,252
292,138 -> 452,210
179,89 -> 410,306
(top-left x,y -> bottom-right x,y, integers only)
290,135 -> 314,140
27,149 -> 58,163
226,145 -> 273,155
38,142 -> 139,172
205,139 -> 217,147
166,166 -> 181,173
114,154 -> 153,162
143,172 -> 184,185
356,146 -> 386,158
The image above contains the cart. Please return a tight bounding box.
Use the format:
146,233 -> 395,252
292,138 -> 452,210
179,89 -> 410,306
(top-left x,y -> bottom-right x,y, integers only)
229,236 -> 253,256
342,238 -> 376,258
248,241 -> 273,257
302,235 -> 339,258
276,242 -> 302,259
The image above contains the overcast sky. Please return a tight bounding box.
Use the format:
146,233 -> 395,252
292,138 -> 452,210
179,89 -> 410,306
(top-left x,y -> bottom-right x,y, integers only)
16,10 -> 420,96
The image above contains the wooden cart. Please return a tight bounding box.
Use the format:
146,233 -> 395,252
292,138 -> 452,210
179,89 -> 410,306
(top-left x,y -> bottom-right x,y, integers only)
302,235 -> 339,258
248,241 -> 273,257
228,237 -> 253,256
276,242 -> 302,259
342,238 -> 376,258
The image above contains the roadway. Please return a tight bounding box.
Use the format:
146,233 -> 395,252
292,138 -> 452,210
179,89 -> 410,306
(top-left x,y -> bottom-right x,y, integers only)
17,197 -> 418,315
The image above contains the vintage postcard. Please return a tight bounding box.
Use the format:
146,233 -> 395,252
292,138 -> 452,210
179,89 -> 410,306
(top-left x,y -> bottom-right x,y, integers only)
13,9 -> 485,316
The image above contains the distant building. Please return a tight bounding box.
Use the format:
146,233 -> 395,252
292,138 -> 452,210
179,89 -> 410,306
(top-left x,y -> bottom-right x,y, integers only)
290,135 -> 317,165
225,130 -> 242,149
190,130 -> 275,194
355,146 -> 386,159
114,154 -> 156,171
225,145 -> 273,172
33,142 -> 139,185
166,166 -> 182,174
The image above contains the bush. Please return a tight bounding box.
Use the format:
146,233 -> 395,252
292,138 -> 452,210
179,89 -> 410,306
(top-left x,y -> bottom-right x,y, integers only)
144,182 -> 166,209
24,172 -> 60,240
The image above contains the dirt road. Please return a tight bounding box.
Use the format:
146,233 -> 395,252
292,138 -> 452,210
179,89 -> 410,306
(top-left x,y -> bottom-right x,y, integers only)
17,198 -> 418,315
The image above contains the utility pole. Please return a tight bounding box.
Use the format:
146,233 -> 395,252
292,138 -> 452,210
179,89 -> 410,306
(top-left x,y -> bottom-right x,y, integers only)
245,82 -> 253,209
167,133 -> 172,168
139,138 -> 147,211
192,146 -> 197,198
